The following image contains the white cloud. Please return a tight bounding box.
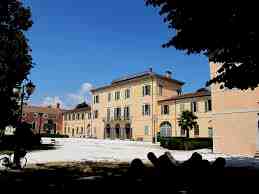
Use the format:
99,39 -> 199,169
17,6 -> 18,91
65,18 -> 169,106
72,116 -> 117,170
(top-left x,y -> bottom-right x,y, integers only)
39,82 -> 93,109
65,82 -> 93,108
41,96 -> 64,108
79,82 -> 93,95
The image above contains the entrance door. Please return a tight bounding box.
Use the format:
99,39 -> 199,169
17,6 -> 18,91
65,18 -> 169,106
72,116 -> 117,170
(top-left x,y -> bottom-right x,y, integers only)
115,124 -> 120,139
125,124 -> 131,139
160,122 -> 172,137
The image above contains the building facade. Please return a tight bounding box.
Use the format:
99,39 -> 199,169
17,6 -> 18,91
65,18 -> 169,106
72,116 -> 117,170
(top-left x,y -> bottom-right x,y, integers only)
90,69 -> 212,141
158,89 -> 213,138
210,63 -> 259,156
62,106 -> 92,138
22,103 -> 63,135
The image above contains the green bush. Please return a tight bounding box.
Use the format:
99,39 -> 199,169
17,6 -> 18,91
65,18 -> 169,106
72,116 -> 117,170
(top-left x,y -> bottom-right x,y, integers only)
41,133 -> 69,138
156,132 -> 161,142
160,137 -> 212,150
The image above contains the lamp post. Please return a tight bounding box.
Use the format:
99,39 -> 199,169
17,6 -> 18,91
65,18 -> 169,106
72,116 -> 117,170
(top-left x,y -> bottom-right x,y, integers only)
13,80 -> 36,125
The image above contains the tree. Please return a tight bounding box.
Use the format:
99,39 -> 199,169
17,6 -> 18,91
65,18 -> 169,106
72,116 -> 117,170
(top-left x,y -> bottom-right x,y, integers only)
178,110 -> 198,138
76,102 -> 90,109
0,0 -> 33,131
145,1 -> 258,90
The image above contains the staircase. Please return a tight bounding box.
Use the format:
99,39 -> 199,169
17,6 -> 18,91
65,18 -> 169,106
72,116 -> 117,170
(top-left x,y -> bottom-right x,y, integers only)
255,152 -> 259,158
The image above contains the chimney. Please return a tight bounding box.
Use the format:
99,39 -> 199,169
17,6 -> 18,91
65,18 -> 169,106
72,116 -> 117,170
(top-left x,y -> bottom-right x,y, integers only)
165,70 -> 172,78
56,103 -> 60,109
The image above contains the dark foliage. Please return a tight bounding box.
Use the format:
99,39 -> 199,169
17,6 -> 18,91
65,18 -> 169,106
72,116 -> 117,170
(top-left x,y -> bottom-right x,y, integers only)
145,0 -> 258,90
160,137 -> 213,150
75,102 -> 90,109
0,0 -> 33,130
41,133 -> 69,138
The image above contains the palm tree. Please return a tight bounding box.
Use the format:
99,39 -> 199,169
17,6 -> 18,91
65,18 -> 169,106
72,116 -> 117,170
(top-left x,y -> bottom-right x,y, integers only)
178,110 -> 198,138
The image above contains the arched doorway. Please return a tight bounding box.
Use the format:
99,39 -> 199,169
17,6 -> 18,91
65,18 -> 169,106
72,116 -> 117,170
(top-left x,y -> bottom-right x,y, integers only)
160,121 -> 172,137
115,124 -> 120,139
87,124 -> 91,137
105,124 -> 111,138
125,123 -> 131,139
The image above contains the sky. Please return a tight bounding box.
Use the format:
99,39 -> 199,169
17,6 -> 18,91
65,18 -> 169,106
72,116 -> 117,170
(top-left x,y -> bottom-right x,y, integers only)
23,0 -> 209,109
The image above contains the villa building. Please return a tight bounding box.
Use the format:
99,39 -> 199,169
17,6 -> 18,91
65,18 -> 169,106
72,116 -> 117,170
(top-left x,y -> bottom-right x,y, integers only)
158,88 -> 213,138
22,103 -> 63,135
90,69 -> 213,141
63,104 -> 92,138
210,63 -> 259,157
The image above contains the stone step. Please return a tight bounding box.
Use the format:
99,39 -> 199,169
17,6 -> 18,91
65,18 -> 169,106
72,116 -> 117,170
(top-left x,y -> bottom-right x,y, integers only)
255,152 -> 259,158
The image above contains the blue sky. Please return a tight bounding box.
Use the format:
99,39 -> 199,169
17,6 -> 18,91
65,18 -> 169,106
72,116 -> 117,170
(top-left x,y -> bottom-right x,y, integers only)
23,0 -> 209,108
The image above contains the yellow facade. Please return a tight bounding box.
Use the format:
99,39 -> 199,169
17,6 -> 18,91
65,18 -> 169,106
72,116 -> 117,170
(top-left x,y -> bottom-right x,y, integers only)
210,62 -> 259,156
90,70 -> 212,141
158,94 -> 212,138
91,71 -> 183,141
63,107 -> 92,138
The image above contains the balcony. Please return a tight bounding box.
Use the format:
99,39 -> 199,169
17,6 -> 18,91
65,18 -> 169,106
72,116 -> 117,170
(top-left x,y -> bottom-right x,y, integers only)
102,116 -> 132,123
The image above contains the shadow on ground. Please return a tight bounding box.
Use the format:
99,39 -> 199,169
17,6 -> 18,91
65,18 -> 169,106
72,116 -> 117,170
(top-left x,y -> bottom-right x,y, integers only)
1,158 -> 259,194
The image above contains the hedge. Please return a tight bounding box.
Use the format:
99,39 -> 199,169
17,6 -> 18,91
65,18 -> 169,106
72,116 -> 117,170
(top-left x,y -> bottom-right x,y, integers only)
160,137 -> 213,150
41,133 -> 69,138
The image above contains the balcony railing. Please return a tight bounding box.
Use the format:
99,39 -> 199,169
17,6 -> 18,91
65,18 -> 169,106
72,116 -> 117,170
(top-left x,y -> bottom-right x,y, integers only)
102,116 -> 132,122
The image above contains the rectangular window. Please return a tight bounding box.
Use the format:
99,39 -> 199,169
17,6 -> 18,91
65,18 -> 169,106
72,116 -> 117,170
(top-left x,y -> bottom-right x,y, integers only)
114,107 -> 121,120
194,125 -> 199,136
144,126 -> 149,135
115,91 -> 120,100
181,128 -> 185,136
205,99 -> 212,112
180,103 -> 185,112
208,127 -> 213,138
161,105 -> 169,115
64,127 -> 66,134
124,106 -> 130,120
81,113 -> 84,120
142,104 -> 151,116
191,102 -> 197,113
107,108 -> 110,121
94,110 -> 98,119
125,89 -> 130,99
88,113 -> 91,119
159,84 -> 163,96
68,114 -> 71,120
142,85 -> 151,96
94,95 -> 99,104
108,93 -> 111,102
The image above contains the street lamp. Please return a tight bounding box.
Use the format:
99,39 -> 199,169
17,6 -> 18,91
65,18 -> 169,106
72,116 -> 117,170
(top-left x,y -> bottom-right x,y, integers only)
13,80 -> 36,124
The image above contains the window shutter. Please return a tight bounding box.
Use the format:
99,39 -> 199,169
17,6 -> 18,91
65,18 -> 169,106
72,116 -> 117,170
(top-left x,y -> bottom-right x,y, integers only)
142,86 -> 145,96
142,105 -> 144,115
161,105 -> 163,115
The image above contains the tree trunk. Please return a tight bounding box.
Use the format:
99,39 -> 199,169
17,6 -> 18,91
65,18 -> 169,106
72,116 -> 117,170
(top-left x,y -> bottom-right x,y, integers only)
186,129 -> 190,138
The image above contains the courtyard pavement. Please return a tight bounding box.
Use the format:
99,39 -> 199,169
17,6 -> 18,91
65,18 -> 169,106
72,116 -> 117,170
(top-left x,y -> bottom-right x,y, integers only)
25,138 -> 259,168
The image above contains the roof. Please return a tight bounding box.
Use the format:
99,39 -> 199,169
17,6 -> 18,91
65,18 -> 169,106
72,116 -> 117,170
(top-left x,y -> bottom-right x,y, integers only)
64,106 -> 91,114
158,90 -> 211,103
91,71 -> 185,92
23,105 -> 63,115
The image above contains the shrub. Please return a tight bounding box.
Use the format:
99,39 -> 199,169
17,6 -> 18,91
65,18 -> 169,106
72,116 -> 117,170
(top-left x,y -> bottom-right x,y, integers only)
156,132 -> 161,142
160,137 -> 212,150
41,133 -> 69,138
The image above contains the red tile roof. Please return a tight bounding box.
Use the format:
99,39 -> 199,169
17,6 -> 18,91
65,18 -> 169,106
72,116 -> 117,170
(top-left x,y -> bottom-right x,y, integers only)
158,90 -> 211,103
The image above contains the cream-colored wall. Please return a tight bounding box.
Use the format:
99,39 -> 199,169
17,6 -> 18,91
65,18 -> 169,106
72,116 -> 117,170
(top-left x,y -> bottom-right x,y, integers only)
210,62 -> 259,156
92,76 -> 182,141
63,111 -> 91,138
158,96 -> 212,138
